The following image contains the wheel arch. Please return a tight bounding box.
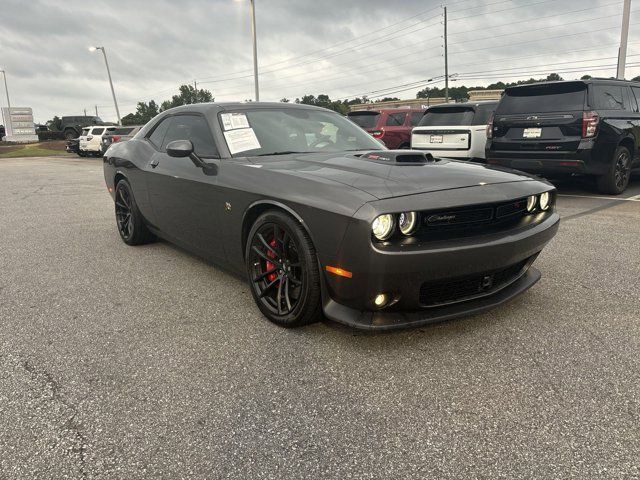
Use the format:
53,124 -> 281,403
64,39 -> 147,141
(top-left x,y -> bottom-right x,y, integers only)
114,171 -> 128,188
241,200 -> 328,322
618,136 -> 635,154
241,200 -> 315,260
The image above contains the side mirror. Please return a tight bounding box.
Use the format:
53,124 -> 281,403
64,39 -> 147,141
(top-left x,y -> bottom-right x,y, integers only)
166,139 -> 194,158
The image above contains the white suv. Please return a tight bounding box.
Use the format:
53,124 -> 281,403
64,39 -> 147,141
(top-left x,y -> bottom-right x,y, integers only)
411,101 -> 497,161
79,125 -> 116,156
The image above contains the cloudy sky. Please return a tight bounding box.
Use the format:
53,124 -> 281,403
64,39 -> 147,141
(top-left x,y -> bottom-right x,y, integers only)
1,0 -> 638,123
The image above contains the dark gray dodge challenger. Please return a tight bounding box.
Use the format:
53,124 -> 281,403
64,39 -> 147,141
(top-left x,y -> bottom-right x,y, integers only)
103,102 -> 559,330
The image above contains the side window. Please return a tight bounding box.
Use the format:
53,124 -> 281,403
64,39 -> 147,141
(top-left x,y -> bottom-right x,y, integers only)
385,112 -> 407,126
472,105 -> 496,125
91,127 -> 105,135
630,87 -> 640,112
161,115 -> 219,157
410,111 -> 424,126
593,85 -> 625,110
148,117 -> 171,148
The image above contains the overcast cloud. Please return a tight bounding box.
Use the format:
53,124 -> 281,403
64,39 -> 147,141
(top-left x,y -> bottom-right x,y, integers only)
0,0 -> 637,123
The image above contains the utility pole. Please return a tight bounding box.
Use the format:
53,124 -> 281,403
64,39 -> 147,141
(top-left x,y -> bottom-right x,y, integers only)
194,80 -> 198,103
250,0 -> 259,101
617,0 -> 632,79
95,105 -> 98,116
84,108 -> 87,116
443,6 -> 449,103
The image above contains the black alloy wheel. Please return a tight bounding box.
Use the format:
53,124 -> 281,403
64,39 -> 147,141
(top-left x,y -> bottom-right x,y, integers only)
246,211 -> 321,327
114,180 -> 155,245
597,145 -> 632,195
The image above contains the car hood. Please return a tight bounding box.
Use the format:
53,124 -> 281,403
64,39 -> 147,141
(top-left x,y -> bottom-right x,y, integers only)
246,151 -> 538,200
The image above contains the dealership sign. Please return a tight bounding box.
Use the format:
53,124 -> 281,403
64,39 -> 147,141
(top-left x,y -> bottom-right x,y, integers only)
1,107 -> 39,142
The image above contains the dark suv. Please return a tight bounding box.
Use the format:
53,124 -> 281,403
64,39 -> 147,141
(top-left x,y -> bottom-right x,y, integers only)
60,116 -> 105,140
347,108 -> 425,149
486,79 -> 640,194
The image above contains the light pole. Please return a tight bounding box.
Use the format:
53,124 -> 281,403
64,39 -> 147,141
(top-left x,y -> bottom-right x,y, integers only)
89,46 -> 121,125
0,69 -> 10,110
236,0 -> 259,101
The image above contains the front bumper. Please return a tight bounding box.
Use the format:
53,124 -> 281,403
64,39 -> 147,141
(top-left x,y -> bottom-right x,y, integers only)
323,267 -> 541,330
319,191 -> 559,330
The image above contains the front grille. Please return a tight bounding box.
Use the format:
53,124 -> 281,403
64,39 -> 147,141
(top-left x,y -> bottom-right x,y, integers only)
413,198 -> 534,241
418,258 -> 531,307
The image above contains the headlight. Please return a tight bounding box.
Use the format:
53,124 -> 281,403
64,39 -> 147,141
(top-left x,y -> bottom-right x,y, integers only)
372,214 -> 394,240
526,195 -> 537,213
539,192 -> 551,211
398,211 -> 418,235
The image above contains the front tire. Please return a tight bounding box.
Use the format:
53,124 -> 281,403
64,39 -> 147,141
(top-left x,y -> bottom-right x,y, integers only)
596,145 -> 632,195
245,211 -> 322,327
114,179 -> 155,245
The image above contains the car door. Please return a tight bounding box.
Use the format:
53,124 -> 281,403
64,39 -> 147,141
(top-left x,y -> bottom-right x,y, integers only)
145,113 -> 225,260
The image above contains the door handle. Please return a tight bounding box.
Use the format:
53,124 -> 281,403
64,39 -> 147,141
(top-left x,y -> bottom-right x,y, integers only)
150,159 -> 159,168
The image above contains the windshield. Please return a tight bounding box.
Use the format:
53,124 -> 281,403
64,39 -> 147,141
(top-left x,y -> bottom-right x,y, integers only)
419,107 -> 475,126
497,82 -> 587,114
221,108 -> 385,157
347,112 -> 380,129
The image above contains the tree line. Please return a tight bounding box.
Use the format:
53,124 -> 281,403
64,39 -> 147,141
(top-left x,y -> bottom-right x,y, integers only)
46,72 -> 640,128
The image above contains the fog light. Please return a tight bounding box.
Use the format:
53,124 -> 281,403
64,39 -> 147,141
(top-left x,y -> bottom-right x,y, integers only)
374,294 -> 388,307
526,195 -> 537,213
539,192 -> 551,211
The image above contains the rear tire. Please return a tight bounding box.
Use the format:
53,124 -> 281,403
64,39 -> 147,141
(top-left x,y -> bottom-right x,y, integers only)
114,179 -> 155,245
245,211 -> 322,327
596,145 -> 632,195
63,129 -> 77,140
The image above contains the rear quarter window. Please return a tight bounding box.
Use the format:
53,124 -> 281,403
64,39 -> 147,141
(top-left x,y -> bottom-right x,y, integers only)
497,82 -> 587,114
385,112 -> 407,126
348,112 -> 380,129
410,111 -> 425,126
591,85 -> 626,110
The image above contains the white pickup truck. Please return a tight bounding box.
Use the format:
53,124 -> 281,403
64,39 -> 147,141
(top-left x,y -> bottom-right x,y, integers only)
411,101 -> 497,161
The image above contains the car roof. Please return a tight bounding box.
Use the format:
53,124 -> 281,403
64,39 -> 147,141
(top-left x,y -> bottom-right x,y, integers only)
164,101 -> 334,115
348,107 -> 425,114
427,101 -> 498,110
505,78 -> 640,93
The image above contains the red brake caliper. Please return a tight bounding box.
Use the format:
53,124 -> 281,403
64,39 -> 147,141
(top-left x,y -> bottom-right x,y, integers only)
265,238 -> 278,282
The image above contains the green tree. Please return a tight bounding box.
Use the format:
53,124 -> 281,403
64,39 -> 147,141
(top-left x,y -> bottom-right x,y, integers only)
122,100 -> 160,125
375,97 -> 400,103
46,116 -> 63,131
160,85 -> 214,111
280,97 -> 290,103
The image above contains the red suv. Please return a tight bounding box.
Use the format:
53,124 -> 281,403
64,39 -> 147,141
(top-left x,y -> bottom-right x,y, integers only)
347,108 -> 425,149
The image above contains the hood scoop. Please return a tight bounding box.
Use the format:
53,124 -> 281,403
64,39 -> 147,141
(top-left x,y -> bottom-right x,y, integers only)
359,150 -> 436,165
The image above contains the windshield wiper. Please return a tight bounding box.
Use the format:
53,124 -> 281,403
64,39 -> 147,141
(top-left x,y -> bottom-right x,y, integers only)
255,151 -> 312,156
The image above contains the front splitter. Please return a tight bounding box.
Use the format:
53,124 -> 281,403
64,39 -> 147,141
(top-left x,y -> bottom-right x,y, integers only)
322,268 -> 541,331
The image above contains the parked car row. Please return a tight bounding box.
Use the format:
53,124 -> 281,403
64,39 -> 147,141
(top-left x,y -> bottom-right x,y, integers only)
348,78 -> 639,193
66,125 -> 143,157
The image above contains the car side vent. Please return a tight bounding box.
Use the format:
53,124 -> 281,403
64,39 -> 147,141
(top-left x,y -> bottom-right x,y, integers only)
362,150 -> 435,164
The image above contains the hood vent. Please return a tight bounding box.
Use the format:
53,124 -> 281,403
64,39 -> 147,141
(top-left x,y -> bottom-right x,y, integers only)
361,150 -> 435,165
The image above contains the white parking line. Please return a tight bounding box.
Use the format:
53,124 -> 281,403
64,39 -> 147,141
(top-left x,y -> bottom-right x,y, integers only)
558,194 -> 640,202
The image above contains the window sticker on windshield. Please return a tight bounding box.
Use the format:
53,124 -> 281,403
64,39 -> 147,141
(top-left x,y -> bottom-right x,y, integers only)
224,127 -> 261,154
220,113 -> 250,131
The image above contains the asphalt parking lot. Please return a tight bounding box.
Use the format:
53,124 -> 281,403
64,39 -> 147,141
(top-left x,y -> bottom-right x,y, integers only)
1,156 -> 638,479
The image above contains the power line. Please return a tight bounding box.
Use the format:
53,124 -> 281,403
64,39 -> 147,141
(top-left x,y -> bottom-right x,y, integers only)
448,0 -> 622,37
